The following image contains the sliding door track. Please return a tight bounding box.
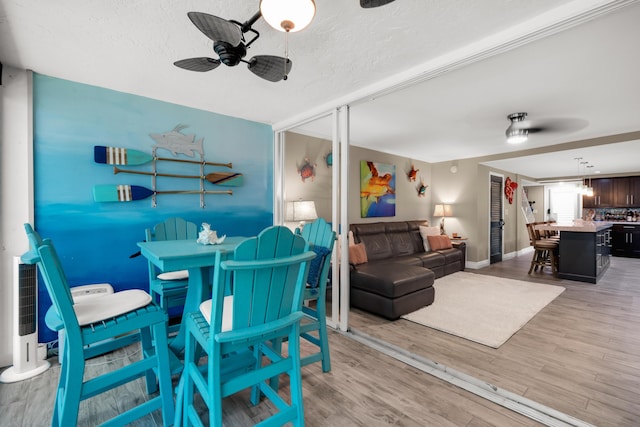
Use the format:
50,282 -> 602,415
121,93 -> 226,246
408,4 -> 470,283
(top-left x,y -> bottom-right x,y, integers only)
344,329 -> 594,427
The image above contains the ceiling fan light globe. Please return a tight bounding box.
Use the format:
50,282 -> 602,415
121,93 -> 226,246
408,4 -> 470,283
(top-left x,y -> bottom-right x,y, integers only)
260,0 -> 316,33
506,127 -> 528,144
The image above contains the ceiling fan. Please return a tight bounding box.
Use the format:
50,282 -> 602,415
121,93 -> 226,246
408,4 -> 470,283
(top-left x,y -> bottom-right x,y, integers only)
174,1 -> 397,82
174,11 -> 291,82
360,0 -> 397,7
505,112 -> 588,144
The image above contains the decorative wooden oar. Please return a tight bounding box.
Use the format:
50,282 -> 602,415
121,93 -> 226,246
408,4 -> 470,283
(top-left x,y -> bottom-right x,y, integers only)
93,184 -> 232,202
113,166 -> 244,187
94,146 -> 232,168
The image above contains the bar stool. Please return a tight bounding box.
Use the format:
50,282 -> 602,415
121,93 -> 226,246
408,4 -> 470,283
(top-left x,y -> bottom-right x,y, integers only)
526,223 -> 559,276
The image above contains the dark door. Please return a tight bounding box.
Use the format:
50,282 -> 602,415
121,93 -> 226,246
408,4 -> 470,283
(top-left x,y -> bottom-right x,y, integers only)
490,175 -> 504,264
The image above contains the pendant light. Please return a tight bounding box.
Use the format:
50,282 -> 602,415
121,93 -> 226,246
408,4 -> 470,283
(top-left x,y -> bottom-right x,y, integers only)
260,0 -> 316,32
585,164 -> 594,197
575,157 -> 585,194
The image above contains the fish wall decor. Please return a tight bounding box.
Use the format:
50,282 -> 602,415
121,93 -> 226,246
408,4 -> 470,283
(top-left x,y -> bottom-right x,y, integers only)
150,124 -> 204,158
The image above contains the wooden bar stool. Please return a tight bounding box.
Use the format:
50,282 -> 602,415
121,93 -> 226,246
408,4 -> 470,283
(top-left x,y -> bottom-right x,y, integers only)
526,223 -> 559,276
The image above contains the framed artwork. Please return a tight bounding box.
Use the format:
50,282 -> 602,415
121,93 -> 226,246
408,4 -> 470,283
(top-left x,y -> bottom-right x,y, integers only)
360,161 -> 396,217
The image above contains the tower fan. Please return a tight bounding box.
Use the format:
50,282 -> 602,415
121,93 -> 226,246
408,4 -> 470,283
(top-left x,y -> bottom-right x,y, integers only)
0,257 -> 50,383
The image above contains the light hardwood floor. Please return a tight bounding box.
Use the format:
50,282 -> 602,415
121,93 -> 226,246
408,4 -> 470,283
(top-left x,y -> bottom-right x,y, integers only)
350,254 -> 640,427
1,254 -> 638,426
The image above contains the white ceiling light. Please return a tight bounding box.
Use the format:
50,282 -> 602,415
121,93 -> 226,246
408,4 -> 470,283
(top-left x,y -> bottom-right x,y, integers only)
260,0 -> 316,32
505,112 -> 529,144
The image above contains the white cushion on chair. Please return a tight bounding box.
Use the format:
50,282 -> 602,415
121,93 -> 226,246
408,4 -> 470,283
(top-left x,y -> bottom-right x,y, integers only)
74,290 -> 152,326
157,270 -> 189,281
199,296 -> 234,332
70,283 -> 114,303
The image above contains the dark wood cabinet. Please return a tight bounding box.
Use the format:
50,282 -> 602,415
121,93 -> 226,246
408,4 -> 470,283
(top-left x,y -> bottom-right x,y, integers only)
583,178 -> 613,208
611,224 -> 640,257
558,227 -> 611,283
633,177 -> 640,207
613,177 -> 640,207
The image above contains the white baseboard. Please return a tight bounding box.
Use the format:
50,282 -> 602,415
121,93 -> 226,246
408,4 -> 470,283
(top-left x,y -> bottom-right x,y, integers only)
517,246 -> 534,257
465,246 -> 533,270
465,259 -> 489,269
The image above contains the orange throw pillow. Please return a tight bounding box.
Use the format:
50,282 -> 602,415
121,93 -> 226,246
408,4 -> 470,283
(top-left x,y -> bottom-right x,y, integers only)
349,243 -> 368,265
427,235 -> 453,250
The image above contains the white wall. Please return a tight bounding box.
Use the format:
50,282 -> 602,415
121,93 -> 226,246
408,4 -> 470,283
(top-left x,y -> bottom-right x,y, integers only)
284,132 -> 333,221
0,67 -> 33,368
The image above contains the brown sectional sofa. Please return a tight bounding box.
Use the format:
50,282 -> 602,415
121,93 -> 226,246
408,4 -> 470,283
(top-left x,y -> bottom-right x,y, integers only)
349,220 -> 466,320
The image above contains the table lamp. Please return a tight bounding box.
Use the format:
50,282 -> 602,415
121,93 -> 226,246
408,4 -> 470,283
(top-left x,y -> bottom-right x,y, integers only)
285,200 -> 318,230
433,204 -> 452,235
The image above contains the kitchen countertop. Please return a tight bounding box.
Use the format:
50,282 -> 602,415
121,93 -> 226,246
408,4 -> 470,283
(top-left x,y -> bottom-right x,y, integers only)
535,221 -> 613,232
595,221 -> 640,225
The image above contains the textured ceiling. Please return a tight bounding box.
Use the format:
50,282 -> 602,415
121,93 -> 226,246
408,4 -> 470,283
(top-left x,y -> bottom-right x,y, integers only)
1,0 -> 639,179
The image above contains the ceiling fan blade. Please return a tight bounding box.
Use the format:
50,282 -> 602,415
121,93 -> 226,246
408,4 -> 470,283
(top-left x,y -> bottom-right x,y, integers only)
519,118 -> 589,134
174,57 -> 221,72
247,56 -> 293,82
360,0 -> 396,8
187,12 -> 242,46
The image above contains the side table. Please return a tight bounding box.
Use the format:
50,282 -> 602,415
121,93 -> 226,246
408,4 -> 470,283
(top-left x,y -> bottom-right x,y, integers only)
450,238 -> 467,270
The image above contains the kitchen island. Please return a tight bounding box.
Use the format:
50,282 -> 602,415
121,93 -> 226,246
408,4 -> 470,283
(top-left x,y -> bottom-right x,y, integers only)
535,221 -> 612,284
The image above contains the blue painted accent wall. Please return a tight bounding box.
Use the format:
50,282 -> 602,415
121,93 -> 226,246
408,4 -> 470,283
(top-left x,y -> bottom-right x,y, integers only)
33,74 -> 273,342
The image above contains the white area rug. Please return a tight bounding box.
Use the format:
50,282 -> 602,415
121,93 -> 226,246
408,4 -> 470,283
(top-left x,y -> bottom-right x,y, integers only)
401,271 -> 565,348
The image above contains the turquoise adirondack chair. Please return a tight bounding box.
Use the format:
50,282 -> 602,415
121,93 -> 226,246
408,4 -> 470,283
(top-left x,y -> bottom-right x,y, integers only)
176,225 -> 315,427
23,224 -> 175,427
146,217 -> 199,333
296,217 -> 335,372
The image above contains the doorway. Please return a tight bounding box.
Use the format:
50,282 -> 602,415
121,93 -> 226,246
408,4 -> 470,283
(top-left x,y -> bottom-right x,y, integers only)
489,174 -> 504,264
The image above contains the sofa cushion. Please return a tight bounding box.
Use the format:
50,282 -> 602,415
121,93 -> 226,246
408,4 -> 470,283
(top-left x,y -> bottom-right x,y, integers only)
349,243 -> 368,265
356,232 -> 394,261
387,230 -> 416,257
350,263 -> 434,299
437,247 -> 463,263
427,235 -> 453,250
350,285 -> 434,320
380,255 -> 423,266
419,226 -> 441,251
415,251 -> 446,269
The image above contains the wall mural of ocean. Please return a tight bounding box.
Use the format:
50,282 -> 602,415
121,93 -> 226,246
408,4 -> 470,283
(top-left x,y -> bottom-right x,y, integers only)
33,74 -> 273,342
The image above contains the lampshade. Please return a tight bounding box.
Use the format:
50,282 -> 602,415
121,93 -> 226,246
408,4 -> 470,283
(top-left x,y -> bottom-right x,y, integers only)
260,0 -> 316,32
285,200 -> 318,222
433,204 -> 452,217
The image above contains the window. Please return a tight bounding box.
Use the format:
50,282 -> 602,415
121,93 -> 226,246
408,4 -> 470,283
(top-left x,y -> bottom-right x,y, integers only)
547,184 -> 580,223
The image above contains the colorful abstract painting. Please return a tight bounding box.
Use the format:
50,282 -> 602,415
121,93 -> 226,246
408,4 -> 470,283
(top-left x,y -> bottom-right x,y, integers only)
360,161 -> 396,217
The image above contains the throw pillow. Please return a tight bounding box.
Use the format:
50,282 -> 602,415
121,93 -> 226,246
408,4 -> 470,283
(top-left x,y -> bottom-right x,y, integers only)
336,230 -> 356,260
427,235 -> 453,251
307,245 -> 332,289
348,242 -> 368,265
419,225 -> 441,251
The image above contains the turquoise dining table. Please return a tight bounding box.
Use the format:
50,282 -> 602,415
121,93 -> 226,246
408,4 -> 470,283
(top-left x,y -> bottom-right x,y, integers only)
137,236 -> 246,369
